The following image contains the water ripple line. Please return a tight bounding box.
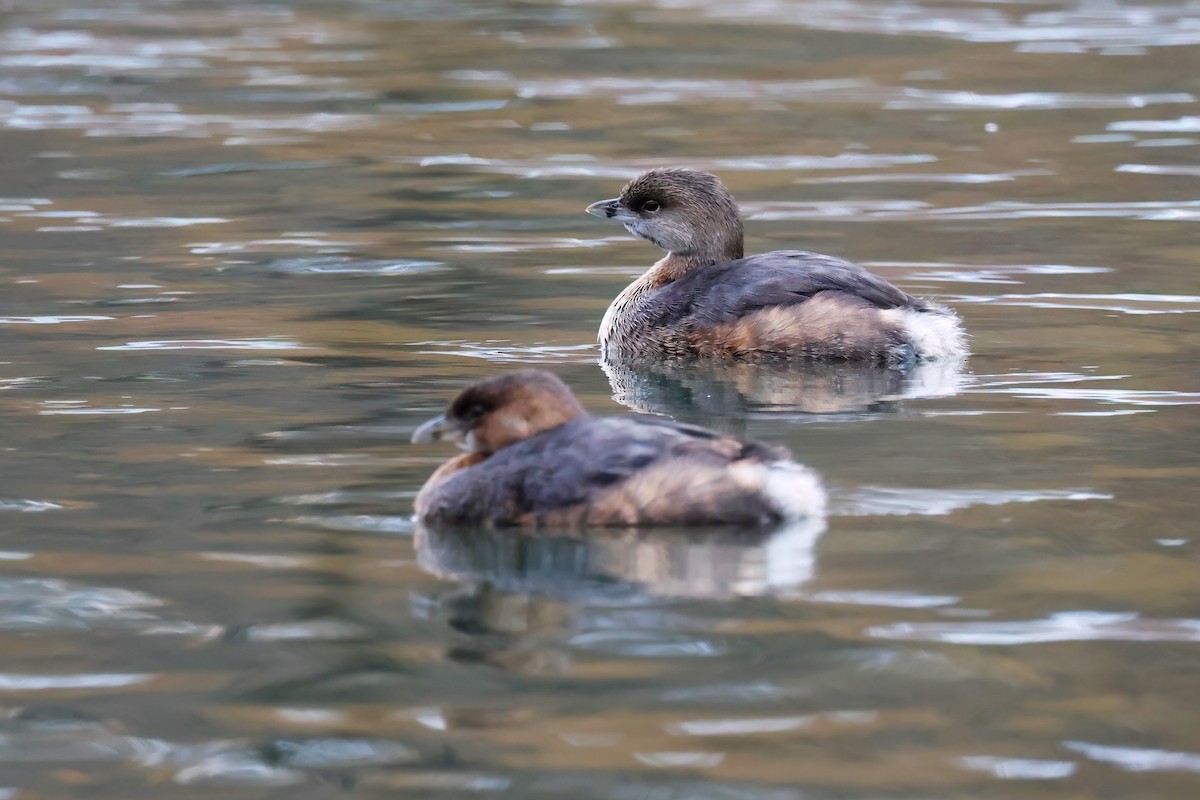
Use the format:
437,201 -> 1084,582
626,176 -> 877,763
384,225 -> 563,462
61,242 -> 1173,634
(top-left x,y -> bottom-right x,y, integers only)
834,487 -> 1110,517
958,755 -> 1078,780
870,611 -> 1200,645
97,338 -> 310,351
581,0 -> 1200,52
1063,741 -> 1200,774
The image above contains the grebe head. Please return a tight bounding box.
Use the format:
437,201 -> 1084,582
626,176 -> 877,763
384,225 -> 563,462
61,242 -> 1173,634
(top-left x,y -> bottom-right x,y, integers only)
586,167 -> 744,265
412,369 -> 586,454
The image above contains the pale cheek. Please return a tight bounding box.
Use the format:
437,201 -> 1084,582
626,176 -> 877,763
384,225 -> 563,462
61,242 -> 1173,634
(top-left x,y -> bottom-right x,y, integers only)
502,415 -> 531,443
475,413 -> 530,451
626,219 -> 674,251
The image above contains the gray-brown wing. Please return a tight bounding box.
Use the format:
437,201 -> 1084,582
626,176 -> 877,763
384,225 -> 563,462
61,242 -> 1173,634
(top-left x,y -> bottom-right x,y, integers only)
644,250 -> 921,330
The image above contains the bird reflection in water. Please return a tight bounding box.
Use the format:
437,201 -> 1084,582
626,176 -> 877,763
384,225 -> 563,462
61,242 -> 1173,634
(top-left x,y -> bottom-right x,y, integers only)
602,354 -> 967,429
412,517 -> 826,676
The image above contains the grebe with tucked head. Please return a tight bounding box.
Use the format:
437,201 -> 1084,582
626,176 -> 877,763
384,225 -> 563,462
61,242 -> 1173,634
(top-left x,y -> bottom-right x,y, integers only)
411,369 -> 825,528
586,168 -> 967,365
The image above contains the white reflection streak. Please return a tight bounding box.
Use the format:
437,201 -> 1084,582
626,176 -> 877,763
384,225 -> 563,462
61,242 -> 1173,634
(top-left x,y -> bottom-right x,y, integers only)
870,611 -> 1200,645
0,315 -> 113,324
0,673 -> 153,690
104,217 -> 228,227
885,89 -> 1193,110
959,292 -> 1200,315
1063,741 -> 1200,773
626,0 -> 1200,50
1118,163 -> 1200,177
40,407 -> 160,415
289,514 -> 414,534
834,487 -> 1110,517
407,152 -> 937,178
669,715 -> 816,736
14,210 -> 226,228
273,708 -> 347,725
404,707 -> 448,731
634,751 -> 726,768
797,171 -> 1035,184
415,341 -> 597,364
174,755 -> 304,787
188,237 -> 361,254
998,293 -> 1200,302
244,619 -> 366,642
970,387 -> 1200,405
0,499 -> 62,512
970,371 -> 1126,388
958,755 -> 1077,780
799,590 -> 959,608
1109,116 -> 1200,132
450,70 -> 1193,107
198,552 -> 310,569
746,199 -> 1200,222
97,338 -> 308,351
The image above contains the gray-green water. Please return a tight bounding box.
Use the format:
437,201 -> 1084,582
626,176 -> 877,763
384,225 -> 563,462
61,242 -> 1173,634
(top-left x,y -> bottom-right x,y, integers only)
2,0 -> 1199,796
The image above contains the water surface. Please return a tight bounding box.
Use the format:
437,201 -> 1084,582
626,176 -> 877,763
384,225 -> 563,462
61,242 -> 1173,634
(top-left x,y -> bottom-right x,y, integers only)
1,0 -> 1198,797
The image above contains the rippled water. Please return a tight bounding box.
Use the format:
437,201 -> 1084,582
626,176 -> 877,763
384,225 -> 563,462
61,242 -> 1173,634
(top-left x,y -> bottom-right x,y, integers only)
1,0 -> 1198,796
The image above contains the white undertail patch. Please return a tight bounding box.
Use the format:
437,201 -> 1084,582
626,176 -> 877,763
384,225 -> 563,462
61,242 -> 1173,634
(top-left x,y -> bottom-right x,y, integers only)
727,459 -> 825,521
881,305 -> 969,361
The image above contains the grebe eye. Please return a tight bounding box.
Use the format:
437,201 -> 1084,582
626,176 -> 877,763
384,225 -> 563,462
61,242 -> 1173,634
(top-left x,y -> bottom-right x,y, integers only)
467,403 -> 486,419
642,200 -> 660,213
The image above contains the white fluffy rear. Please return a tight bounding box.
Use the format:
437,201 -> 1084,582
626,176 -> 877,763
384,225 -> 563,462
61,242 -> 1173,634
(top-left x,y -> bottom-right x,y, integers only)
881,305 -> 968,361
731,460 -> 826,521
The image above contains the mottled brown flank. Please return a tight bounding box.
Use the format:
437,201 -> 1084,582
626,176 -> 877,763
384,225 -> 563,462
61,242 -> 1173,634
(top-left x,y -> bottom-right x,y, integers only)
522,456 -> 778,528
523,437 -> 783,527
688,292 -> 906,360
